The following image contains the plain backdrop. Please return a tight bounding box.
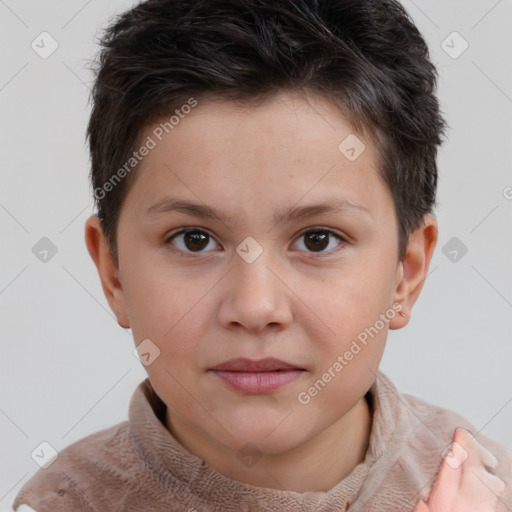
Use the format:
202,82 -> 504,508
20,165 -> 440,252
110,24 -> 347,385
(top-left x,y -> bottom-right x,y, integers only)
1,0 -> 511,507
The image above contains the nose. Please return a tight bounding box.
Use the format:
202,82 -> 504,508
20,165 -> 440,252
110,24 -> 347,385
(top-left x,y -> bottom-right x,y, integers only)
217,249 -> 293,333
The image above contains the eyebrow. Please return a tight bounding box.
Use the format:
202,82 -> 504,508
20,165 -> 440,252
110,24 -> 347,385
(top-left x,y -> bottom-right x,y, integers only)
145,195 -> 371,225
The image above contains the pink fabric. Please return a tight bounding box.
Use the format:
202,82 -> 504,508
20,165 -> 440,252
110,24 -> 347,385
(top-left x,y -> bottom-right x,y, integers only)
13,371 -> 512,511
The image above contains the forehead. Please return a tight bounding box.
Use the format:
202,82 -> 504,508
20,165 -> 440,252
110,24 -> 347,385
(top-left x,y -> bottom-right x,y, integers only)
121,90 -> 391,224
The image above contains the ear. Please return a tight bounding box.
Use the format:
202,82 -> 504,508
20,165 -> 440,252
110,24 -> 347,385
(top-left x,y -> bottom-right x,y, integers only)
389,214 -> 438,330
84,215 -> 130,329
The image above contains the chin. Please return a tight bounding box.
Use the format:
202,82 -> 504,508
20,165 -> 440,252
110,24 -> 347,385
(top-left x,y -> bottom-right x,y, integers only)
220,423 -> 308,456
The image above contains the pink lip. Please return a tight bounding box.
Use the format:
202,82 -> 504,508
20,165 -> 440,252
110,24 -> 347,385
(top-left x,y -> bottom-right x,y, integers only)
210,357 -> 303,372
212,370 -> 304,393
209,358 -> 305,394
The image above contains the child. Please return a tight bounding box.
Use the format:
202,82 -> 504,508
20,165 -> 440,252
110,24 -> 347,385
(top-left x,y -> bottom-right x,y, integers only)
12,0 -> 511,510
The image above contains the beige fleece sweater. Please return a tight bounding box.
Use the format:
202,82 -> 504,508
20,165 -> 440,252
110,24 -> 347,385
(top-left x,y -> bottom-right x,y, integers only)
13,371 -> 512,511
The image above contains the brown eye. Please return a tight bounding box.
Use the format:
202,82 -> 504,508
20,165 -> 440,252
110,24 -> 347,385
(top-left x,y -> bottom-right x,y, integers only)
304,230 -> 329,252
183,231 -> 209,251
293,228 -> 345,255
166,229 -> 219,253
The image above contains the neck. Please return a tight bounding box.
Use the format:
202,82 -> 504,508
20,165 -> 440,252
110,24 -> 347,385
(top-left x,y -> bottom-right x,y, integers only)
166,395 -> 372,493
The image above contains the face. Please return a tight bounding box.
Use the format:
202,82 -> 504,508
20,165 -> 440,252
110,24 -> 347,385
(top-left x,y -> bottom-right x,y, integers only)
88,90 -> 433,459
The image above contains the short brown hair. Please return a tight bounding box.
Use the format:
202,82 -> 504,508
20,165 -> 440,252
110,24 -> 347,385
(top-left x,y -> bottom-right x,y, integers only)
86,0 -> 447,265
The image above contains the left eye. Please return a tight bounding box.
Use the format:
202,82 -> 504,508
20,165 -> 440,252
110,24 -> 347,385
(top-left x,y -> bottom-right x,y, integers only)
292,228 -> 345,255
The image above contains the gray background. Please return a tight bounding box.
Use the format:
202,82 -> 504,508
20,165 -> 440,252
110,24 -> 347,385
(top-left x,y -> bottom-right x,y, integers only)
1,0 -> 511,507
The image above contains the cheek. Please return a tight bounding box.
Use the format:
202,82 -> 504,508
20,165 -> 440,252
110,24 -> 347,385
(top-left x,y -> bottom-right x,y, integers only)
293,259 -> 394,365
295,263 -> 385,327
300,320 -> 387,416
122,261 -> 193,344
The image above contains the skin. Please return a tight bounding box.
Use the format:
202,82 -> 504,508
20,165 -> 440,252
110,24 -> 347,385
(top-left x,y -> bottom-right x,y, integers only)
414,428 -> 505,512
85,89 -> 438,493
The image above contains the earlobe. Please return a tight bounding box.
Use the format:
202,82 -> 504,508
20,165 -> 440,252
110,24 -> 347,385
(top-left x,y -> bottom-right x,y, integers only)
389,214 -> 438,330
84,215 -> 130,329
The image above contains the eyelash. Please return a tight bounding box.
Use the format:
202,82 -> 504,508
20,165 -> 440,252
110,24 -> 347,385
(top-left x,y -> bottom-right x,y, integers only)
164,227 -> 348,257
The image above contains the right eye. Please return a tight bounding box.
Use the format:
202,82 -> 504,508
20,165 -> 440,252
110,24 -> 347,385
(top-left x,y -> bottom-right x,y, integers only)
165,228 -> 221,254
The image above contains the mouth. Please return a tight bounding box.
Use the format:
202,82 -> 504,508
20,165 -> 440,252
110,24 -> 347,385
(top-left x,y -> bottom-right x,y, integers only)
210,357 -> 304,372
208,358 -> 306,394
